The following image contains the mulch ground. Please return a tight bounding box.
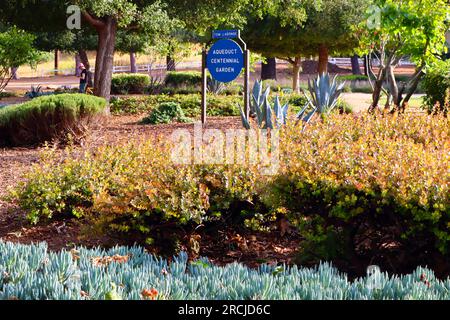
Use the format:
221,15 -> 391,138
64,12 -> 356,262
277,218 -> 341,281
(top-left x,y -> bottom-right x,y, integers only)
0,115 -> 300,267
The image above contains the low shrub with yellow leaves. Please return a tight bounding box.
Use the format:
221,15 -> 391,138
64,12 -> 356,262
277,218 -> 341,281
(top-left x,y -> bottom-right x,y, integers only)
9,139 -> 259,248
262,113 -> 449,266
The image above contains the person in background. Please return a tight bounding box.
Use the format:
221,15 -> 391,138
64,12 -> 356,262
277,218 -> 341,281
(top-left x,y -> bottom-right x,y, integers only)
78,63 -> 87,93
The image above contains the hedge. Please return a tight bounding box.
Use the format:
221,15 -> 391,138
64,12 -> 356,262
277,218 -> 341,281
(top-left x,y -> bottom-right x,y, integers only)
1,241 -> 449,300
164,71 -> 202,88
110,93 -> 309,117
422,60 -> 450,114
111,74 -> 150,94
110,94 -> 243,117
0,94 -> 106,147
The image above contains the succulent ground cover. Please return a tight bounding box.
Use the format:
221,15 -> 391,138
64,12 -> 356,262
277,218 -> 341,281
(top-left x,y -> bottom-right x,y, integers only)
1,241 -> 449,300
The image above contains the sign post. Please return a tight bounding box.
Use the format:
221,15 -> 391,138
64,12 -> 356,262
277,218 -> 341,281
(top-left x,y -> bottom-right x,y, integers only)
201,29 -> 250,124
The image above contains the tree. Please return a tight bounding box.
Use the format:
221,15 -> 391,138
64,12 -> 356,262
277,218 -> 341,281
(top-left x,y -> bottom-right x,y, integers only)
242,0 -> 310,91
0,27 -> 44,92
358,0 -> 449,112
33,31 -> 75,75
261,57 -> 277,80
116,30 -> 152,73
299,0 -> 368,74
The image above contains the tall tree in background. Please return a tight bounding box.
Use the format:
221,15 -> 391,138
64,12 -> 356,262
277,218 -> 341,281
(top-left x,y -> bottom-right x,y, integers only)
243,0 -> 311,91
300,0 -> 368,73
0,27 -> 44,92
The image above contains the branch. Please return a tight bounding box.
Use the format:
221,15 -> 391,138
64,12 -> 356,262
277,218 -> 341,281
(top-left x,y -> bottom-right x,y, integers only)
82,11 -> 105,29
279,57 -> 296,65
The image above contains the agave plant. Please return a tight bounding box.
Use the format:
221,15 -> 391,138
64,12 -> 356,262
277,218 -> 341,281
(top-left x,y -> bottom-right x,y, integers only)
298,73 -> 346,123
239,80 -> 288,130
25,85 -> 55,99
207,77 -> 225,95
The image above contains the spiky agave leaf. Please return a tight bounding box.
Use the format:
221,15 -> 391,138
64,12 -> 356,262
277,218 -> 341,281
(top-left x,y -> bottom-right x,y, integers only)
281,102 -> 289,125
273,96 -> 284,127
238,103 -> 251,130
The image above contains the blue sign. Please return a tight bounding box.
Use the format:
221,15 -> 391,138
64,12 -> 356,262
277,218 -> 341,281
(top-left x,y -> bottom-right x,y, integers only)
207,39 -> 243,83
212,29 -> 239,39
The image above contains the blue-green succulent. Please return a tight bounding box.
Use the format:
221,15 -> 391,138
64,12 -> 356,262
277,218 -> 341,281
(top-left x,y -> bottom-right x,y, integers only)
1,242 -> 449,300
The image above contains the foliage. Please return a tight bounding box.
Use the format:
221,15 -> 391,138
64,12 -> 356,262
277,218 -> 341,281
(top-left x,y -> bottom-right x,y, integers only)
111,74 -> 151,94
141,102 -> 191,124
9,140 -> 258,246
240,80 -> 289,129
164,71 -> 202,88
299,73 -> 346,123
110,94 -> 242,117
422,59 -> 450,114
207,77 -> 225,95
1,241 -> 450,300
263,113 -> 450,265
10,112 -> 449,267
357,0 -> 449,111
0,26 -> 44,92
24,85 -> 49,99
0,94 -> 106,147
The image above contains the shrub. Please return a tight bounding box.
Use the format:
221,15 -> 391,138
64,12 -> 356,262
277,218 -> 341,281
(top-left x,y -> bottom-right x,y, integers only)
9,113 -> 449,271
111,94 -> 242,117
422,60 -> 450,114
141,102 -> 191,124
0,94 -> 106,147
336,99 -> 353,114
336,75 -> 369,82
111,74 -> 150,94
263,113 -> 449,266
164,71 -> 202,88
1,241 -> 449,300
9,140 -> 258,245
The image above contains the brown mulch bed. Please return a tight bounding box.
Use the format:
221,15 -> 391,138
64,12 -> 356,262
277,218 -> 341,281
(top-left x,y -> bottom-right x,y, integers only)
0,115 -> 299,267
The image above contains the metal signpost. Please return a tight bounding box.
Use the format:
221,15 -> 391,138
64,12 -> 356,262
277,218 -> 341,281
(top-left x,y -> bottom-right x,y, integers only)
201,29 -> 250,124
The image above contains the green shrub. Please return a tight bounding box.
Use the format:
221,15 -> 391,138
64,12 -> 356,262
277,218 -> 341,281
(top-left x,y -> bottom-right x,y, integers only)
164,71 -> 202,88
141,102 -> 191,124
336,99 -> 353,114
2,242 -> 449,300
422,60 -> 450,114
111,74 -> 150,94
111,94 -> 242,117
0,94 -> 106,147
336,75 -> 369,82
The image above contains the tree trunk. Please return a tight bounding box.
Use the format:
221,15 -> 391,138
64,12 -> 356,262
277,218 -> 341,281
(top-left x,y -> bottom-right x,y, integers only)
166,55 -> 176,71
351,54 -> 362,75
400,69 -> 424,111
11,67 -> 19,80
94,17 -> 117,109
78,49 -> 90,70
75,53 -> 81,76
292,57 -> 302,93
261,57 -> 277,80
130,51 -> 137,73
369,77 -> 385,113
363,55 -> 369,76
318,44 -> 328,74
54,49 -> 59,75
